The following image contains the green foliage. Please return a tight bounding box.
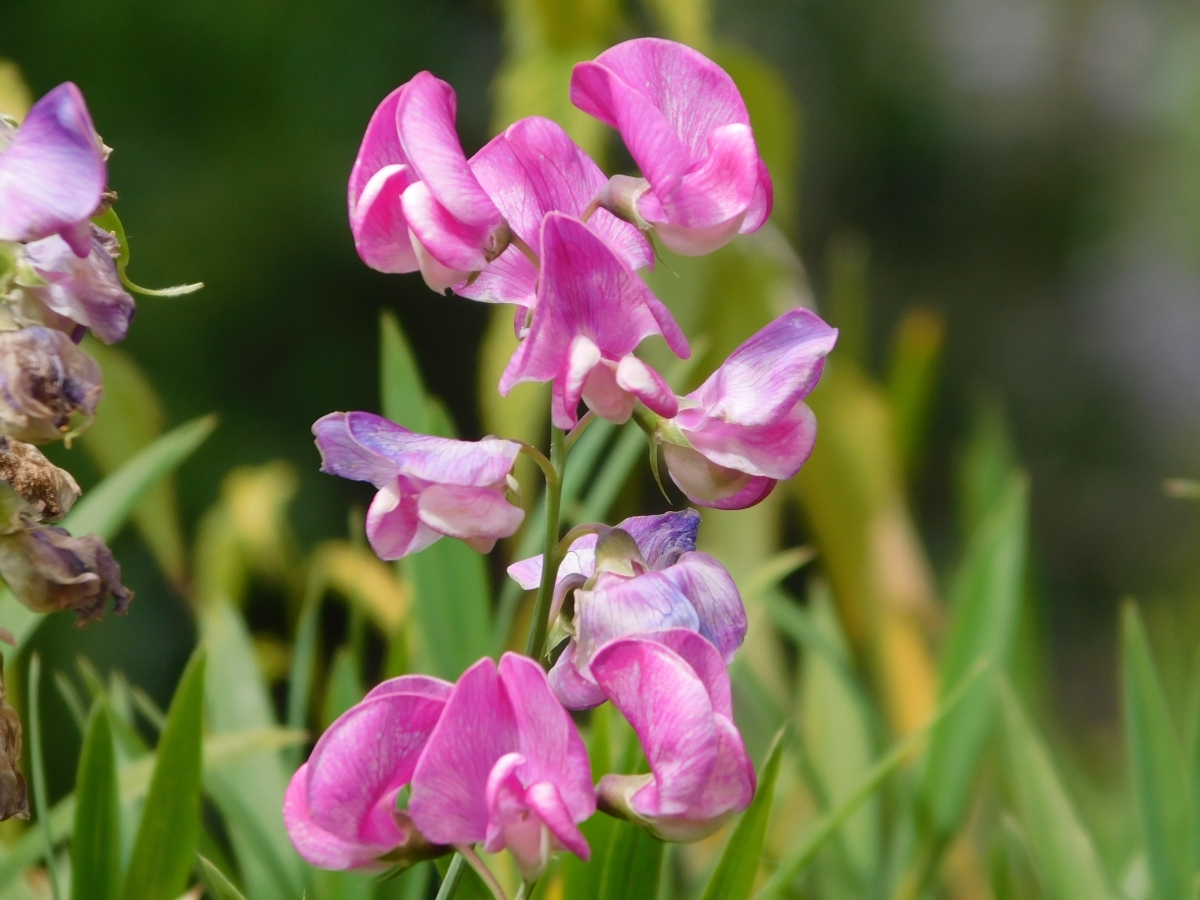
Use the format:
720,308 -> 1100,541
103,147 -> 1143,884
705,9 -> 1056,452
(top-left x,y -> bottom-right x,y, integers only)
122,650 -> 206,900
71,706 -> 121,900
198,854 -> 250,900
598,820 -> 664,900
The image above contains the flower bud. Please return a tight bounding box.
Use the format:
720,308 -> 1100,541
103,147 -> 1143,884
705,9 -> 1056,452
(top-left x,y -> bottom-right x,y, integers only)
0,437 -> 80,521
0,659 -> 28,821
0,326 -> 102,443
0,523 -> 132,624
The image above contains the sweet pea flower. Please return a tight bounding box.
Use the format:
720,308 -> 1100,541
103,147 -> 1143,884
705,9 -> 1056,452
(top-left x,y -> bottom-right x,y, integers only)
653,308 -> 837,509
499,212 -> 688,429
21,227 -> 135,344
408,653 -> 595,882
0,83 -> 107,258
592,629 -> 755,841
284,675 -> 452,870
509,511 -> 746,710
570,39 -> 772,256
348,72 -> 510,292
313,411 -> 524,560
459,115 -> 653,312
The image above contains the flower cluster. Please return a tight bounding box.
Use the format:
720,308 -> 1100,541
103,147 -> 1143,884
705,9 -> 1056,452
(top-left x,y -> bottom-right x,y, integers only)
289,37 -> 837,889
0,85 -> 134,629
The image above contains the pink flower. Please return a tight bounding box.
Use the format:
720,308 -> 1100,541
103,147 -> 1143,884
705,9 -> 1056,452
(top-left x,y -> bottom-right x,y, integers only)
570,39 -> 772,256
21,228 -> 135,344
348,73 -> 509,291
313,411 -> 524,559
0,83 -> 108,258
592,630 -> 755,842
408,653 -> 595,882
459,115 -> 653,312
499,212 -> 688,429
284,675 -> 452,870
508,512 -> 746,710
657,308 -> 837,509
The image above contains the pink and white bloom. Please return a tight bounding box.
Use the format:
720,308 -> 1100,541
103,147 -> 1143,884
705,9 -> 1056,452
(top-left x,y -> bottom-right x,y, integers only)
284,675 -> 452,870
656,308 -> 837,509
348,72 -> 510,291
509,511 -> 746,710
313,411 -> 524,559
459,115 -> 653,313
0,83 -> 107,258
21,228 -> 135,344
499,212 -> 688,429
592,629 -> 755,842
570,39 -> 772,256
408,653 -> 595,882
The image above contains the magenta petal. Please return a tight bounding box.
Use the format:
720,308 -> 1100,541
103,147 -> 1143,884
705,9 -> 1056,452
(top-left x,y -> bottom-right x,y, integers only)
614,355 -> 678,419
349,85 -> 410,212
312,412 -> 400,489
366,478 -> 440,560
396,72 -> 501,236
547,642 -> 608,710
410,658 -> 519,845
23,231 -> 135,344
526,782 -> 590,860
499,653 -> 595,822
285,765 -> 384,870
641,628 -> 733,718
416,483 -> 524,542
741,158 -> 774,234
688,308 -> 838,426
686,401 -> 818,480
0,83 -> 106,248
589,637 -> 718,814
620,510 -> 700,568
659,553 -> 746,663
483,753 -> 541,859
455,245 -> 538,307
345,412 -> 521,487
573,570 -> 701,673
402,180 -> 493,274
364,673 -> 453,703
351,164 -> 419,273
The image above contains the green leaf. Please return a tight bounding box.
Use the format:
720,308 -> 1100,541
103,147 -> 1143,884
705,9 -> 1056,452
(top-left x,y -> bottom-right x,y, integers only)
90,208 -> 202,296
801,587 -> 879,884
1122,603 -> 1196,900
997,681 -> 1120,900
122,650 -> 206,900
921,473 -> 1028,836
380,310 -> 429,432
72,705 -> 121,900
197,854 -> 248,900
28,655 -> 61,900
79,338 -> 187,585
403,538 -> 493,679
321,646 -> 364,728
699,728 -> 787,900
598,820 -> 664,900
200,597 -> 305,900
885,308 -> 944,475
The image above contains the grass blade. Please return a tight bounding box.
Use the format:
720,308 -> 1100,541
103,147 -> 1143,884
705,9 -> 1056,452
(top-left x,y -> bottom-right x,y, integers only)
599,820 -> 664,900
699,727 -> 788,900
380,310 -> 429,432
1122,603 -> 1195,900
404,538 -> 492,679
71,705 -> 120,900
997,680 -> 1120,900
121,649 -> 206,900
28,655 -> 61,900
197,854 -> 248,900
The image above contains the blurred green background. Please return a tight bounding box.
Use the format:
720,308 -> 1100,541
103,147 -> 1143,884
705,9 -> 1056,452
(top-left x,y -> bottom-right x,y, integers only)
3,0 -> 1199,795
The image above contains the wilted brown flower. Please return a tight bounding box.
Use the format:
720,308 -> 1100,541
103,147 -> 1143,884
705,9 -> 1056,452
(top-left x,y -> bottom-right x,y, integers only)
0,326 -> 102,443
0,437 -> 80,521
0,522 -> 132,624
0,656 -> 29,821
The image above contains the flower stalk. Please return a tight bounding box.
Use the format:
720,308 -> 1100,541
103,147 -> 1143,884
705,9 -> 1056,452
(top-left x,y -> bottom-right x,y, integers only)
526,425 -> 566,661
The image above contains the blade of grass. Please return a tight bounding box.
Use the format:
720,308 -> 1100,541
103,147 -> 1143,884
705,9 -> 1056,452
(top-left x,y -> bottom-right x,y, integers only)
28,655 -> 61,900
197,854 -> 248,900
71,705 -> 120,900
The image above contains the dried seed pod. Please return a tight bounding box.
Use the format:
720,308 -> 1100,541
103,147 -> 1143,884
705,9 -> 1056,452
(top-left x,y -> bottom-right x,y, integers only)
0,437 -> 80,521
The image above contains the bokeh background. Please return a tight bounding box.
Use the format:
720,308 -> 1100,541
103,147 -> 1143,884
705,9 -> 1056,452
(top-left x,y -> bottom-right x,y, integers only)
2,0 -> 1199,798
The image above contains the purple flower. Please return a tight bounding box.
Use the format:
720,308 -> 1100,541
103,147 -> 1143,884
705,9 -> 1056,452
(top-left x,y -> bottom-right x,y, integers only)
21,228 -> 135,344
0,83 -> 107,257
592,629 -> 755,842
657,308 -> 837,509
284,675 -> 452,870
459,116 -> 653,312
499,212 -> 688,429
509,511 -> 746,710
0,327 -> 103,444
313,412 -> 524,560
348,73 -> 509,292
570,39 -> 772,256
408,653 -> 595,882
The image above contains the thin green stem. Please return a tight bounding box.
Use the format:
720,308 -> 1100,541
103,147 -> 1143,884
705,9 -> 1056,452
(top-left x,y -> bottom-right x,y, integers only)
564,410 -> 597,452
526,426 -> 566,661
456,845 -> 509,900
556,522 -> 602,556
28,654 -> 61,900
517,443 -> 557,490
435,853 -> 467,900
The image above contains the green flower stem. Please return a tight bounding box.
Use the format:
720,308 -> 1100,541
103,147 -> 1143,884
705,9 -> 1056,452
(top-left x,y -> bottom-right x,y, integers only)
456,845 -> 509,900
526,426 -> 567,661
435,853 -> 467,900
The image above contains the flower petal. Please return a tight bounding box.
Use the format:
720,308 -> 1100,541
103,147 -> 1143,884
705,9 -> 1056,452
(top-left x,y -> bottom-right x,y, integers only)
402,180 -> 492,275
312,412 -> 398,489
285,764 -> 384,870
0,83 -> 106,249
454,245 -> 538,307
23,231 -> 135,344
573,570 -> 700,673
416,483 -> 524,542
349,85 -> 410,212
614,355 -> 678,419
685,401 -> 818,480
365,478 -> 440,560
547,642 -> 608,710
351,164 -> 419,273
659,554 -> 746,663
527,781 -> 590,861
410,658 -> 519,845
